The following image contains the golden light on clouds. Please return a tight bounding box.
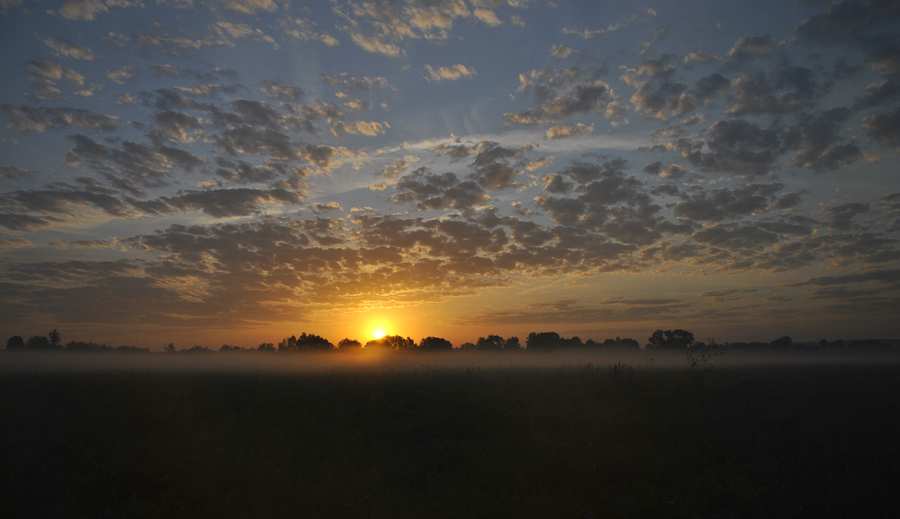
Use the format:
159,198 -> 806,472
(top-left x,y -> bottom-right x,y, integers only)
1,0 -> 899,348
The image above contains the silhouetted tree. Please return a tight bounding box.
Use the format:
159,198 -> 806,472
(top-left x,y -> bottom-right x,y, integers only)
458,342 -> 477,350
770,336 -> 792,350
48,329 -> 61,347
364,335 -> 415,352
114,345 -> 150,353
257,342 -> 276,352
560,336 -> 583,348
219,344 -> 243,352
164,342 -> 176,353
601,337 -> 640,349
526,332 -> 561,352
338,338 -> 362,352
299,332 -> 334,351
848,339 -> 890,350
419,336 -> 453,351
6,335 -> 25,351
25,335 -> 52,350
65,341 -> 109,352
279,335 -> 297,351
280,333 -> 334,352
476,335 -> 504,351
503,336 -> 522,351
646,329 -> 695,350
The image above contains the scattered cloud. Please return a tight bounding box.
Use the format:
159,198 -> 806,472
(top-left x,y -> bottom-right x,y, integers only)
56,0 -> 108,21
424,64 -> 477,82
545,123 -> 592,139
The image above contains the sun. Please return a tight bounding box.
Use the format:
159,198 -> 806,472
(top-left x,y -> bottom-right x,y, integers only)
372,329 -> 386,340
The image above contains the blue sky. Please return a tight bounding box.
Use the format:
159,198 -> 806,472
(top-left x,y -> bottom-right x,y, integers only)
1,0 -> 899,348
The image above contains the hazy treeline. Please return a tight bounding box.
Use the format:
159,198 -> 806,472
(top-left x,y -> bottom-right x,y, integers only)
4,328 -> 897,354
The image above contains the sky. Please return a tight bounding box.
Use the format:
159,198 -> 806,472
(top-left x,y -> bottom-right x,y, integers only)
0,0 -> 899,349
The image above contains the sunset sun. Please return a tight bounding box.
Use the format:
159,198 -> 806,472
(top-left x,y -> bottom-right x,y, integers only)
372,329 -> 386,340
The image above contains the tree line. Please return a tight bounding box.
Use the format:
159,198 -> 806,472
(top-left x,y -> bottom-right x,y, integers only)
4,328 -> 896,354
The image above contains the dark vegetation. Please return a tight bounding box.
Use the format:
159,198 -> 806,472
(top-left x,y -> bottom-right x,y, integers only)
2,363 -> 898,518
5,328 -> 898,355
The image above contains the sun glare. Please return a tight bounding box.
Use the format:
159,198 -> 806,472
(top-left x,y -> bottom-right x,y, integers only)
372,329 -> 386,340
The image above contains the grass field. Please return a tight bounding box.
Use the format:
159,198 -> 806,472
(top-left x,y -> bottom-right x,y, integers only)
1,355 -> 898,518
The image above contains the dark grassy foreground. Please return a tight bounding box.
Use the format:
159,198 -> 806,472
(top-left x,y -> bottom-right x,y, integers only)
2,362 -> 898,518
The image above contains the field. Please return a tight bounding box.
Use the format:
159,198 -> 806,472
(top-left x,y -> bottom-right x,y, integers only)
1,353 -> 898,518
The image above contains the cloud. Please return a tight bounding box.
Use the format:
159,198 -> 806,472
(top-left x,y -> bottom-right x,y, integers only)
0,235 -> 32,249
505,67 -> 615,124
336,0 -> 475,56
0,166 -> 35,181
214,0 -> 277,15
2,259 -> 140,282
149,64 -> 180,78
209,21 -> 279,49
860,78 -> 900,108
673,183 -> 783,222
280,16 -> 340,45
0,213 -> 55,231
323,72 -> 390,93
691,224 -> 781,251
43,37 -> 98,60
822,202 -> 870,230
25,57 -> 85,85
683,51 -> 721,64
677,119 -> 781,178
2,105 -> 118,132
1,183 -> 132,226
424,64 -> 477,82
133,187 -> 302,218
348,32 -> 401,56
545,123 -> 592,139
473,8 -> 501,26
862,107 -> 900,149
620,56 -> 698,121
461,297 -> 688,326
550,44 -> 573,59
530,158 -> 664,239
466,141 -> 532,190
377,155 -> 419,179
540,173 -> 573,194
724,67 -> 817,116
727,35 -> 774,58
259,79 -> 306,102
789,268 -> 900,289
50,237 -> 118,249
393,167 -> 490,212
106,66 -> 138,85
794,0 -> 900,46
133,31 -> 230,57
174,83 -> 239,97
212,158 -> 289,185
330,120 -> 386,136
642,162 -> 687,179
781,109 -> 862,171
0,0 -> 26,13
150,110 -> 205,144
57,0 -> 108,21
313,201 -> 343,213
65,134 -> 205,194
562,8 -> 656,39
533,194 -> 585,225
